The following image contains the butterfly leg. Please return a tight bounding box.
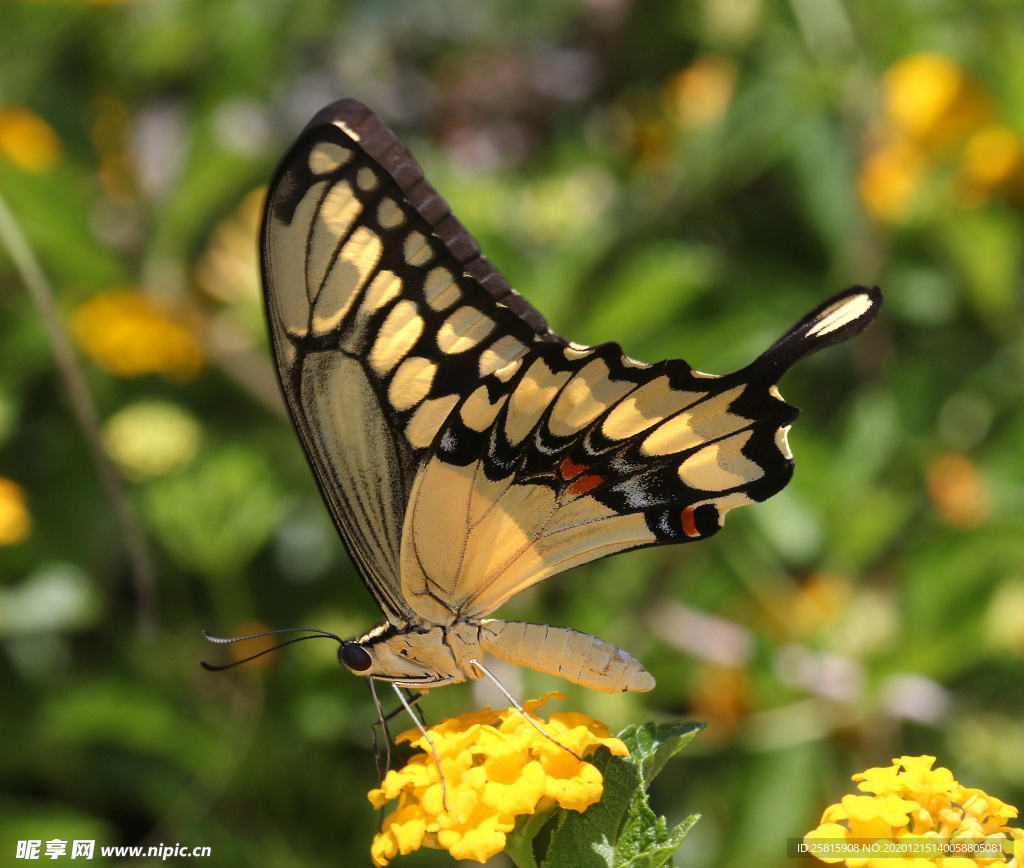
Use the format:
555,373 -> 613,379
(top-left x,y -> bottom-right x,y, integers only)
469,658 -> 582,761
403,686 -> 427,726
372,688 -> 426,735
392,681 -> 449,813
367,677 -> 394,790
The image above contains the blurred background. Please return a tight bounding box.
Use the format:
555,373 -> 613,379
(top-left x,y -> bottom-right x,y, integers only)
2,0 -> 1023,865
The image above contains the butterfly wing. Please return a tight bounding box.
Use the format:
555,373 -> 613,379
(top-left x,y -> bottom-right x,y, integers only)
399,287 -> 881,623
261,99 -> 560,625
262,98 -> 881,630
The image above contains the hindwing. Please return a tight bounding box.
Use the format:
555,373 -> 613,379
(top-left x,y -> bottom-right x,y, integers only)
400,336 -> 787,622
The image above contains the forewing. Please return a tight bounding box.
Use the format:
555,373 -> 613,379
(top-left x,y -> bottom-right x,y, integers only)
399,288 -> 881,622
261,99 -> 559,624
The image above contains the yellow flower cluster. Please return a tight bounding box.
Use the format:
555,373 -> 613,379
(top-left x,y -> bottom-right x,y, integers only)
71,289 -> 203,380
368,692 -> 628,866
0,106 -> 61,174
860,54 -> 1024,221
805,755 -> 1023,866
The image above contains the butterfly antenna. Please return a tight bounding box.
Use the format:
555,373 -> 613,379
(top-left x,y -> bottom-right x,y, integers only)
202,627 -> 343,644
392,682 -> 448,813
200,629 -> 342,671
470,658 -> 583,761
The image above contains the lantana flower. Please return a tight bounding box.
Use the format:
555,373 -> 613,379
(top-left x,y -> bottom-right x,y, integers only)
804,755 -> 1024,866
367,692 -> 629,866
71,289 -> 203,380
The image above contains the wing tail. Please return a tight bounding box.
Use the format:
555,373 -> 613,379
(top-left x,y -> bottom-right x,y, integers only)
742,285 -> 882,384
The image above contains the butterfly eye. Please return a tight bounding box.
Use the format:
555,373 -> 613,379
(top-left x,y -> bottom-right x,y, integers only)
340,643 -> 372,673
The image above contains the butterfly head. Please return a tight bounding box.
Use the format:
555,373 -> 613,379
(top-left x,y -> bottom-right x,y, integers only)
338,622 -> 459,685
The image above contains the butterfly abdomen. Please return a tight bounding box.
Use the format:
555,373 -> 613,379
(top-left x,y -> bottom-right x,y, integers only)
478,619 -> 655,693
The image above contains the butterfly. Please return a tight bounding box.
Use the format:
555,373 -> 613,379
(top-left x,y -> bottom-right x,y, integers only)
256,98 -> 881,708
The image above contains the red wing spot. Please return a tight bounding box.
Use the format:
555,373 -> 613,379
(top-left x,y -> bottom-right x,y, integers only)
559,457 -> 588,480
680,507 -> 700,538
567,473 -> 603,498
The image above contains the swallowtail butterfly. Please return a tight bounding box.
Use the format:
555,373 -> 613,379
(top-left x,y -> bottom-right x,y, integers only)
258,99 -> 881,696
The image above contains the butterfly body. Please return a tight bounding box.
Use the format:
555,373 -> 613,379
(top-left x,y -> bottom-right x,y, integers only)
261,99 -> 881,696
341,617 -> 654,693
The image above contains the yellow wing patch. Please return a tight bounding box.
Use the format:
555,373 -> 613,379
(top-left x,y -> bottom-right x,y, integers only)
438,307 -> 496,354
505,359 -> 572,445
677,430 -> 764,491
406,394 -> 460,449
548,359 -> 635,437
424,267 -> 462,311
461,386 -> 508,432
369,300 -> 424,375
640,386 -> 748,456
308,142 -> 352,174
602,376 -> 706,440
388,356 -> 437,412
312,226 -> 383,337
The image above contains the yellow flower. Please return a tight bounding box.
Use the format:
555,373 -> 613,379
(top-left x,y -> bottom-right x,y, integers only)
0,478 -> 31,545
854,755 -> 959,807
665,56 -> 737,130
858,138 -> 926,223
804,823 -> 851,864
805,756 -> 1024,866
859,53 -> 999,223
958,125 -> 1024,205
367,692 -> 629,866
0,106 -> 61,173
70,289 -> 203,380
884,54 -> 989,152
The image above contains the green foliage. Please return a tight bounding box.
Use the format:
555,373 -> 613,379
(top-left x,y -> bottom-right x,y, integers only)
507,722 -> 703,868
143,445 -> 284,583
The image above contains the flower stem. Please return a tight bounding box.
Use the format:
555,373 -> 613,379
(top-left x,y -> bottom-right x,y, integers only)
0,185 -> 157,637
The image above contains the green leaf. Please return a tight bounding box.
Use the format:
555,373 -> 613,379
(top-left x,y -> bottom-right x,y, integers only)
617,814 -> 700,868
506,804 -> 559,868
621,720 -> 706,787
542,746 -> 640,868
538,721 -> 704,868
